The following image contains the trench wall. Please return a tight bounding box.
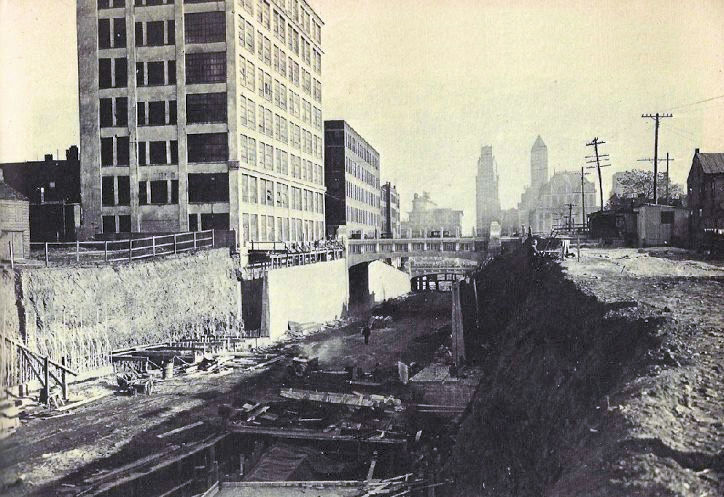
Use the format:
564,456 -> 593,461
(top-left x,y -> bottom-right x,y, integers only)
261,259 -> 349,341
446,251 -> 662,497
367,260 -> 411,303
7,249 -> 239,362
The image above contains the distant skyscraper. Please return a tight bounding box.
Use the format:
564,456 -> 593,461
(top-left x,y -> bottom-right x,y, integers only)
475,145 -> 501,236
531,136 -> 549,192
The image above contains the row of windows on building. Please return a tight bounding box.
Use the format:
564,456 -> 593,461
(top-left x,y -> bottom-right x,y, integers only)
239,59 -> 322,128
239,134 -> 323,185
346,181 -> 380,209
345,133 -> 379,169
98,0 -> 176,9
96,0 -> 322,49
100,211 -> 229,236
242,214 -> 324,243
345,157 -> 380,189
239,12 -> 321,76
100,131 -> 324,183
346,205 -> 379,228
241,173 -> 323,213
101,173 -> 228,207
99,58 -> 176,88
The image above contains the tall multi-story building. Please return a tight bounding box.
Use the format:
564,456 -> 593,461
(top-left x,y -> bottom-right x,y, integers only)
530,135 -> 548,192
324,120 -> 381,238
380,182 -> 400,238
401,192 -> 463,238
475,145 -> 500,237
77,0 -> 326,243
518,135 -> 549,230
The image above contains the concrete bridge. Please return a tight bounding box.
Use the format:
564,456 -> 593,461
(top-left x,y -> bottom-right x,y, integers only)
346,237 -> 487,267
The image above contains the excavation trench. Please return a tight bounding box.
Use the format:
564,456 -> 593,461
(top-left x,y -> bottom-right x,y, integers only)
444,250 -> 665,497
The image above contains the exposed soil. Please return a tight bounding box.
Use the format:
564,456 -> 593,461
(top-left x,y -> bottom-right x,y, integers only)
446,247 -> 723,497
0,292 -> 451,497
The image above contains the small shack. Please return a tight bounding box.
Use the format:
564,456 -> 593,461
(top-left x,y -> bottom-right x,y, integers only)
634,204 -> 689,248
0,170 -> 30,261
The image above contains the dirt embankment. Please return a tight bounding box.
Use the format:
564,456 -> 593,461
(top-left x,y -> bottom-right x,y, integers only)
446,249 -> 723,496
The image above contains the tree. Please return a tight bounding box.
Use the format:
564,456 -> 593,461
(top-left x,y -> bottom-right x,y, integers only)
608,170 -> 684,208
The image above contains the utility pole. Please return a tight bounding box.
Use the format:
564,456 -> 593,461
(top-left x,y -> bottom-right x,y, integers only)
641,113 -> 673,204
586,137 -> 611,212
564,202 -> 576,230
637,154 -> 675,203
574,167 -> 592,229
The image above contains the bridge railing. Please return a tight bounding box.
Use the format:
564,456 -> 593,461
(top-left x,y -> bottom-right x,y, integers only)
347,237 -> 484,258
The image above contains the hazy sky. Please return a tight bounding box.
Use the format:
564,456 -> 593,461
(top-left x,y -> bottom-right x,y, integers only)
1,0 -> 722,232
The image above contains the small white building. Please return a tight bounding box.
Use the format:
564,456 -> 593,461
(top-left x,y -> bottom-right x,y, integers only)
0,170 -> 30,260
634,204 -> 689,247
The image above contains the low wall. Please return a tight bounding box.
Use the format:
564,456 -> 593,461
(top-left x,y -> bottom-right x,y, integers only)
367,260 -> 410,303
261,259 -> 349,341
4,249 -> 240,380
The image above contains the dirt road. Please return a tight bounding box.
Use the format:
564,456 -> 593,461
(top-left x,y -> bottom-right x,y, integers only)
0,292 -> 451,497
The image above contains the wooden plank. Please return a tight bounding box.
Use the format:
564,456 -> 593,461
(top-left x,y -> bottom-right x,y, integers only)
156,421 -> 204,439
2,334 -> 78,376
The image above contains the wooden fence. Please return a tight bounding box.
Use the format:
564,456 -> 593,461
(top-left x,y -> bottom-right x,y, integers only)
29,230 -> 234,266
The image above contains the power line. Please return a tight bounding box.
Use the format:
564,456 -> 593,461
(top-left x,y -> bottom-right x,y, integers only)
641,113 -> 673,204
666,93 -> 724,111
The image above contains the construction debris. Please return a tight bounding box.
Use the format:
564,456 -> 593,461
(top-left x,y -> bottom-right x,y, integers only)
279,388 -> 402,410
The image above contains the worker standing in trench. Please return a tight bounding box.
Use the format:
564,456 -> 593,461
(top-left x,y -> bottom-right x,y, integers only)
361,323 -> 371,345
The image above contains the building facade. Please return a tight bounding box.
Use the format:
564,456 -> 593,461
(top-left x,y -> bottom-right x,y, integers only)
528,171 -> 596,234
0,171 -> 30,260
77,0 -> 326,244
401,192 -> 463,238
324,120 -> 381,238
518,135 -> 549,230
687,149 -> 724,248
380,182 -> 400,238
475,145 -> 500,237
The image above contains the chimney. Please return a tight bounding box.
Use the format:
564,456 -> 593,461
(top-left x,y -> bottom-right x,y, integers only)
44,153 -> 53,162
695,148 -> 700,154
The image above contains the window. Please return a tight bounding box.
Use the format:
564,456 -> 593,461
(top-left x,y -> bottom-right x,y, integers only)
148,101 -> 166,125
136,62 -> 145,85
188,173 -> 229,202
186,93 -> 227,123
189,214 -> 198,232
117,176 -> 130,205
117,136 -> 130,165
102,176 -> 115,206
187,133 -> 228,162
115,97 -> 128,126
185,11 -> 226,43
147,61 -> 165,85
113,18 -> 127,48
102,215 -> 116,233
115,58 -> 128,87
150,180 -> 167,204
147,21 -> 165,45
100,98 -> 112,127
200,213 -> 229,230
139,182 -> 148,205
118,215 -> 131,233
149,141 -> 167,164
99,59 -> 112,89
99,19 -> 111,49
186,52 -> 226,84
101,138 -> 114,166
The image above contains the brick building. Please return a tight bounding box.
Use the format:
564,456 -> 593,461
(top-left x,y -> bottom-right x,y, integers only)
324,120 -> 381,238
687,149 -> 724,249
